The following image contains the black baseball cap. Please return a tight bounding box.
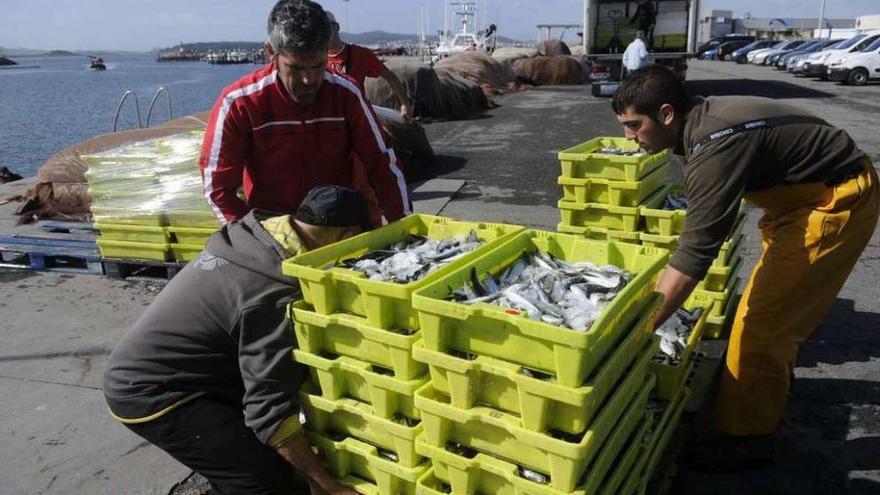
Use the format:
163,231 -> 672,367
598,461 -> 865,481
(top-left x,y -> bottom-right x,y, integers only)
294,185 -> 372,230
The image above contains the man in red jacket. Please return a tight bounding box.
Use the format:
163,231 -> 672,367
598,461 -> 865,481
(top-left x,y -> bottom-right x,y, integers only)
199,0 -> 411,225
325,11 -> 412,121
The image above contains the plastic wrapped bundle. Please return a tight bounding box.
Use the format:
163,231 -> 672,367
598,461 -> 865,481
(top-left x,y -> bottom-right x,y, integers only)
84,131 -> 220,228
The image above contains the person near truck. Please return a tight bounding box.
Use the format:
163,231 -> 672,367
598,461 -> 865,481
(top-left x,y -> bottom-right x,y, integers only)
325,11 -> 412,121
612,64 -> 880,472
199,0 -> 410,227
622,30 -> 649,77
103,184 -> 369,495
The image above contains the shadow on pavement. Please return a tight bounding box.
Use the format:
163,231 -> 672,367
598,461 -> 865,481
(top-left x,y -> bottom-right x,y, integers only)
671,297 -> 880,494
686,79 -> 835,99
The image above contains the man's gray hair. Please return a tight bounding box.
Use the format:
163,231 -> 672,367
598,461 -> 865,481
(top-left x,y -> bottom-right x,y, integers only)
267,0 -> 331,55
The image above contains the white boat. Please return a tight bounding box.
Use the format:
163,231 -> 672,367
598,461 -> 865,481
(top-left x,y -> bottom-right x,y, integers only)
434,1 -> 497,61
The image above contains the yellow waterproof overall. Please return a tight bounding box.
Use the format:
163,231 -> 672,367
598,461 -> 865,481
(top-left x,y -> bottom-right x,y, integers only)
714,159 -> 880,436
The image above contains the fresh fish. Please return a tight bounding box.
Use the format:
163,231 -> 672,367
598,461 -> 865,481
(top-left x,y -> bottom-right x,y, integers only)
595,146 -> 646,156
450,251 -> 633,332
338,231 -> 484,283
653,307 -> 704,365
377,449 -> 399,462
662,194 -> 688,210
519,466 -> 550,484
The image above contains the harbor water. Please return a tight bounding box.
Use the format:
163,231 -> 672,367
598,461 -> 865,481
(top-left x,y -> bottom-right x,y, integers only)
0,53 -> 258,177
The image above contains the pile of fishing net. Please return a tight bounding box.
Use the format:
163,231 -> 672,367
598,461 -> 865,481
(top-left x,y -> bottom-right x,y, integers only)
12,112 -> 209,224
538,39 -> 572,56
435,51 -> 521,96
380,118 -> 436,182
492,47 -> 539,64
365,63 -> 488,120
513,56 -> 588,86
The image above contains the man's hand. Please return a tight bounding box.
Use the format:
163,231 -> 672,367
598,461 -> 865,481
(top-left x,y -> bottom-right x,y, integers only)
308,478 -> 359,495
276,432 -> 358,495
653,265 -> 700,329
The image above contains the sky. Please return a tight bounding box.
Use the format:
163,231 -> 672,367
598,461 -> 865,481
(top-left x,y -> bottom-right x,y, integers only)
0,0 -> 877,52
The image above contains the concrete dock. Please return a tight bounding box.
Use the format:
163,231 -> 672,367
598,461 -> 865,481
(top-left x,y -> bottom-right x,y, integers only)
0,60 -> 878,494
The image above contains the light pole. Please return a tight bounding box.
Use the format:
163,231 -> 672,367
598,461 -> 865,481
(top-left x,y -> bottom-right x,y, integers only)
817,0 -> 827,38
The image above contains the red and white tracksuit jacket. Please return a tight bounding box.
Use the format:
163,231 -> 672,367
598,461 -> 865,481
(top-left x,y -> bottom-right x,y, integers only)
199,63 -> 410,224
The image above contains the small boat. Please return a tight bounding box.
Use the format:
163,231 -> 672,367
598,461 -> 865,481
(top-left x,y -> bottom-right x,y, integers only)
434,1 -> 497,62
89,56 -> 107,71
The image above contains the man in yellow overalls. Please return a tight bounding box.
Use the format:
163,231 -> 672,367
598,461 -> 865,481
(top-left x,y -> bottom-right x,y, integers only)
612,65 -> 879,471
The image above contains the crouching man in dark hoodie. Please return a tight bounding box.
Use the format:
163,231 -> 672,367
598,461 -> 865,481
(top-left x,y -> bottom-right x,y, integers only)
103,185 -> 370,495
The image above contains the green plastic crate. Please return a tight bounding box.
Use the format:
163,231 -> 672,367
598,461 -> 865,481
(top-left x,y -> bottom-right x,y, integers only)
95,222 -> 169,244
713,231 -> 744,268
291,300 -> 427,380
558,137 -> 669,181
293,349 -> 427,420
299,388 -> 425,468
167,225 -> 217,246
282,214 -> 524,331
557,162 -> 668,206
413,230 -> 668,388
640,188 -> 748,237
413,387 -> 652,495
91,205 -> 165,226
96,239 -> 170,261
170,243 -> 204,262
411,294 -> 659,434
638,212 -> 745,256
640,184 -> 687,236
696,250 -> 743,292
687,261 -> 742,317
309,432 -> 429,495
556,224 -> 642,245
649,303 -> 710,400
557,200 -> 643,232
413,345 -> 657,493
636,388 -> 690,492
598,420 -> 651,495
703,279 -> 741,339
164,209 -> 222,228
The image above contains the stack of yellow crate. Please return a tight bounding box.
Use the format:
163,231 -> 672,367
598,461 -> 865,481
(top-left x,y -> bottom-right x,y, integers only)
556,137 -> 669,243
408,230 -> 669,495
555,138 -> 746,340
638,184 -> 746,340
84,131 -> 220,264
282,215 -> 523,495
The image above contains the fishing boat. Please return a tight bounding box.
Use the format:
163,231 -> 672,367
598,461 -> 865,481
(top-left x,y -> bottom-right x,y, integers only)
89,56 -> 107,71
0,55 -> 17,66
434,1 -> 497,61
205,50 -> 251,65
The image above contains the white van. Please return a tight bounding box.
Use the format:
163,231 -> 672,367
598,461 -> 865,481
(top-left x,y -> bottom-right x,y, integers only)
828,36 -> 880,85
802,32 -> 880,78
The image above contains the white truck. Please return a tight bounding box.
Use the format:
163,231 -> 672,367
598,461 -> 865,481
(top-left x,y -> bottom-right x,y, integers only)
581,0 -> 700,82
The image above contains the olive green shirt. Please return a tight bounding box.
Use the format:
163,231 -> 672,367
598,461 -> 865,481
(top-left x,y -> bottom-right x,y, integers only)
672,96 -> 867,279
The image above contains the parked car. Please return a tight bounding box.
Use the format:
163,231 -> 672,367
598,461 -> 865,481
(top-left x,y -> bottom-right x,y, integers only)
753,39 -> 808,65
716,40 -> 754,61
827,36 -> 880,85
803,33 -> 880,79
787,41 -> 843,74
776,39 -> 841,70
747,42 -> 786,64
702,47 -> 719,60
732,40 -> 782,63
696,34 -> 755,57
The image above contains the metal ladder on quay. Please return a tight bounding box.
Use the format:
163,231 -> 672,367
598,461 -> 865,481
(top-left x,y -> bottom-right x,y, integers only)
113,86 -> 174,132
